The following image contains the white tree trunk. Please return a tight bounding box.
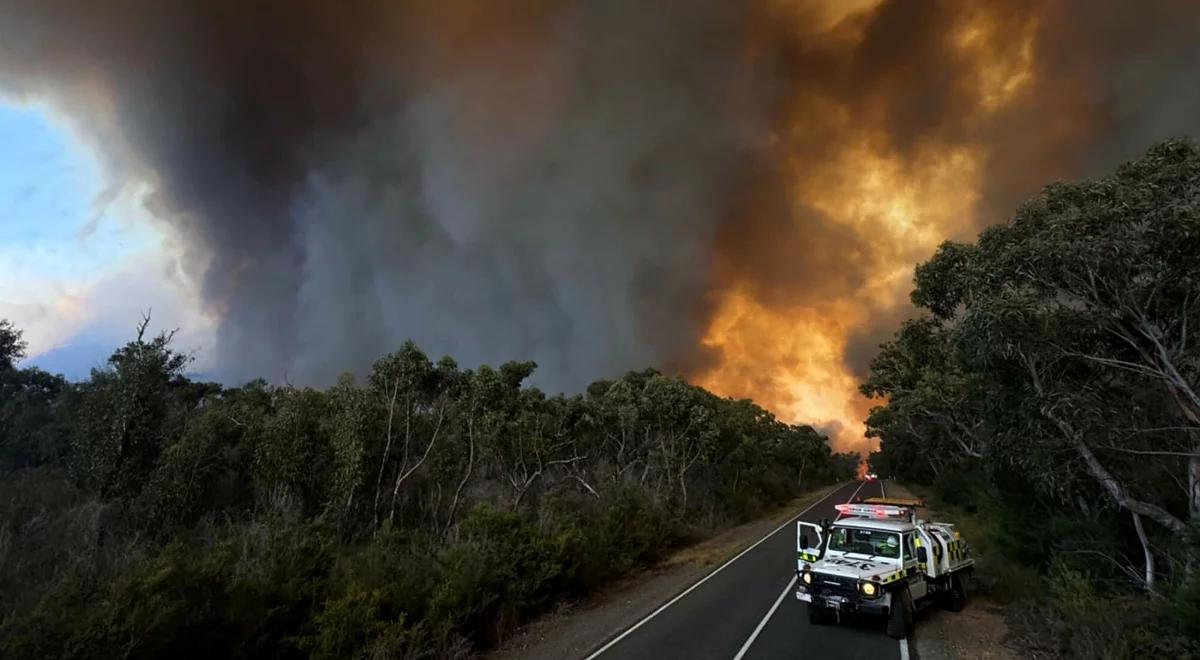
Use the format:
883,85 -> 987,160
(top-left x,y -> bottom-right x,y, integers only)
1131,511 -> 1155,593
1190,454 -> 1200,523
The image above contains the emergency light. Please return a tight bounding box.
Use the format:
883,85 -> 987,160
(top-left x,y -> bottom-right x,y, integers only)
835,503 -> 909,519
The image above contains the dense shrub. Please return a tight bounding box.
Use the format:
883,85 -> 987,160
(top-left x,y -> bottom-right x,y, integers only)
0,320 -> 856,657
867,141 -> 1200,655
1023,562 -> 1200,660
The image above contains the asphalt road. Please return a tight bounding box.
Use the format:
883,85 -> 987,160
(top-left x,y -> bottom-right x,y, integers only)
584,480 -> 907,660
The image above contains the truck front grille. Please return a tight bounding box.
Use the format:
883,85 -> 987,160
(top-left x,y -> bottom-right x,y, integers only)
811,572 -> 858,599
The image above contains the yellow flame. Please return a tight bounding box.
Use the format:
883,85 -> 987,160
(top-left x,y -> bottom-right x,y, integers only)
697,290 -> 871,454
954,10 -> 1038,112
696,2 -> 1037,456
697,141 -> 981,455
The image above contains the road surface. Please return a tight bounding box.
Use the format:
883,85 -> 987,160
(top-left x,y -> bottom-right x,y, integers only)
584,480 -> 908,660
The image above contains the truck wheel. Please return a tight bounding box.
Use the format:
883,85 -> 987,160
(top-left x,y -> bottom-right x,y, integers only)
807,603 -> 831,625
943,572 -> 968,612
886,590 -> 913,640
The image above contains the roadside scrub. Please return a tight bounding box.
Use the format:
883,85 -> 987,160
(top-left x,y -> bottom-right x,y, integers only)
905,482 -> 1040,606
906,479 -> 1200,659
486,480 -> 850,660
866,142 -> 1200,659
0,321 -> 860,659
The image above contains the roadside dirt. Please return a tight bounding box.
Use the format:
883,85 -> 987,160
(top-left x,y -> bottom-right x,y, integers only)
483,483 -> 846,660
886,483 -> 1021,660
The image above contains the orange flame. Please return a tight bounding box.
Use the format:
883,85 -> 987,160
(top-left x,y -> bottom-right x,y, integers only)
694,2 -> 1039,455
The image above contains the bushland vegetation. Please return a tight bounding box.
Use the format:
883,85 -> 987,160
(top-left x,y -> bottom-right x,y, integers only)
865,140 -> 1200,657
0,316 -> 856,658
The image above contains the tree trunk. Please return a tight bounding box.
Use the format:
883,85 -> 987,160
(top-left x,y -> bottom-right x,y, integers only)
389,409 -> 444,525
1131,511 -> 1156,593
1020,349 -> 1189,534
1054,410 -> 1187,534
570,474 -> 601,499
373,385 -> 399,525
1190,454 -> 1200,523
445,420 -> 475,536
512,471 -> 541,509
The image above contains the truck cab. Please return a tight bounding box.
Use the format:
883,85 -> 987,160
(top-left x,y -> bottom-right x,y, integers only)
795,498 -> 973,639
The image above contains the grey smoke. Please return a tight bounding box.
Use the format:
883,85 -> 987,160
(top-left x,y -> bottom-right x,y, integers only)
3,0 -> 1200,404
288,1 -> 779,388
0,0 -> 781,390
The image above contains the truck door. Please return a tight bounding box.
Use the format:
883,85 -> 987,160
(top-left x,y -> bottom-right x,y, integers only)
914,528 -> 937,578
928,529 -> 951,574
797,521 -> 824,569
902,533 -> 928,600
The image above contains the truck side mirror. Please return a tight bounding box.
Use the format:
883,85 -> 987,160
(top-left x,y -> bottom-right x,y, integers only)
916,547 -> 928,563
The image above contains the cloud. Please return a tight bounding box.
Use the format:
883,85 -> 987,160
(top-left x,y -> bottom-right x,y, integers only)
10,247 -> 215,377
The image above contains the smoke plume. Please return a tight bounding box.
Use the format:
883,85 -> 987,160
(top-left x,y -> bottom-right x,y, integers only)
2,1 -> 1199,453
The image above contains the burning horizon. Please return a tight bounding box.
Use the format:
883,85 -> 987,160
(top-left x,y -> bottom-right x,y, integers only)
3,1 -> 1199,454
696,1 -> 1038,454
694,0 -> 1199,454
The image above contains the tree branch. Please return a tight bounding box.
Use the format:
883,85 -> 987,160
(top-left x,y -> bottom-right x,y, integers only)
1019,349 -> 1188,534
1097,445 -> 1200,457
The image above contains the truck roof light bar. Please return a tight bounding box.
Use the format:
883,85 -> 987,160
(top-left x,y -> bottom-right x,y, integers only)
835,503 -> 909,519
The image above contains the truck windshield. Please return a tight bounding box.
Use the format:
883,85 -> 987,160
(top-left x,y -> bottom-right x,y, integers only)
827,528 -> 900,559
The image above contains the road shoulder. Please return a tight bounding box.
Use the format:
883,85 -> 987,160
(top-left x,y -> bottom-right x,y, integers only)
483,483 -> 847,660
887,483 -> 1020,660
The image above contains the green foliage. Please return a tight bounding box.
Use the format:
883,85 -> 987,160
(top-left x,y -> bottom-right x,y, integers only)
2,516 -> 336,660
0,315 -> 850,657
142,399 -> 254,531
0,367 -> 74,471
0,319 -> 26,370
1027,561 -> 1200,659
867,139 -> 1200,653
324,373 -> 379,524
68,322 -> 194,499
250,386 -> 333,515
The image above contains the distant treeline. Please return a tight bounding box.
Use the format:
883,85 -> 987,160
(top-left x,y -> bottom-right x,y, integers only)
865,140 -> 1200,656
0,316 -> 857,658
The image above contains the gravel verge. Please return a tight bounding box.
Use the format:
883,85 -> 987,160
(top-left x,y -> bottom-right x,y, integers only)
886,482 -> 1021,660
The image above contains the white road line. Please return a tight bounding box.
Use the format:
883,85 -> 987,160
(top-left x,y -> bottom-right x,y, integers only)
884,479 -> 912,660
727,480 -> 869,660
582,482 -> 855,660
731,574 -> 797,660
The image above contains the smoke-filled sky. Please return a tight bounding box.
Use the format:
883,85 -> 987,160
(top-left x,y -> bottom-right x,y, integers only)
2,0 -> 1199,453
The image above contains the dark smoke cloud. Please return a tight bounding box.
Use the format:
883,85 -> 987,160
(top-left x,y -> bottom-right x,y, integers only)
0,1 -> 383,382
3,0 -> 1200,419
976,0 -> 1200,228
0,0 -> 782,389
734,1 -> 1199,316
696,0 -> 1200,448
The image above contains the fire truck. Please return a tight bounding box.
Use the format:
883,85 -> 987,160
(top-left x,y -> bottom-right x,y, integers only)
795,497 -> 974,639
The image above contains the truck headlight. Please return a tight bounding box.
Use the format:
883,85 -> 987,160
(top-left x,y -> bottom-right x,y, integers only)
801,571 -> 812,585
860,581 -> 878,598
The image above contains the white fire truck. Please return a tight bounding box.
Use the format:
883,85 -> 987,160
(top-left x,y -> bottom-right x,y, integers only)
795,497 -> 974,639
